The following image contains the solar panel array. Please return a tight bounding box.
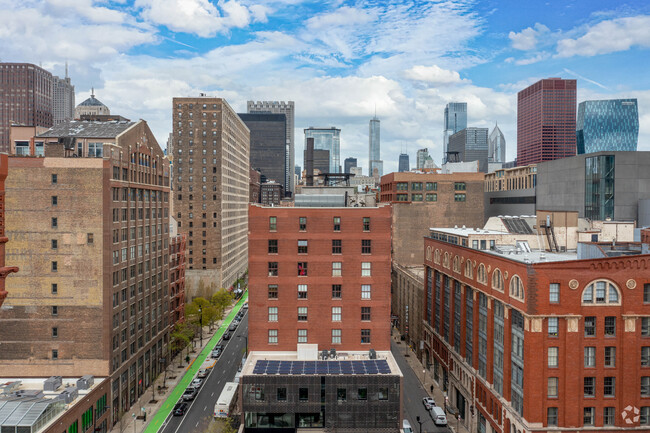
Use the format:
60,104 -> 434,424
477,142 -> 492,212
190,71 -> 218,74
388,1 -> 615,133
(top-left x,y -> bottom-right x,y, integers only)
253,359 -> 391,375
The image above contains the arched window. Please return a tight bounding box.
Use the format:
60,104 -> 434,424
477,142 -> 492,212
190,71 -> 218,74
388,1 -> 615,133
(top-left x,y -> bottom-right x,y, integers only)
477,264 -> 487,285
492,269 -> 503,292
464,260 -> 473,279
509,275 -> 525,301
453,256 -> 461,273
434,249 -> 441,265
582,280 -> 620,305
443,252 -> 450,269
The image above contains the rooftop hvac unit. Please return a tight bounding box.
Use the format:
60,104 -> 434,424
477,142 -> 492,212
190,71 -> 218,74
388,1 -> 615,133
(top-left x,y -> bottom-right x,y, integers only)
44,376 -> 63,392
329,348 -> 337,359
76,375 -> 94,390
369,349 -> 377,359
321,350 -> 329,360
59,387 -> 78,404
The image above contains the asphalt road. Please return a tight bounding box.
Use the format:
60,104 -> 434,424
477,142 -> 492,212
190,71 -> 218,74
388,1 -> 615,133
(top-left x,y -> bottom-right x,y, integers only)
391,339 -> 450,433
159,312 -> 248,433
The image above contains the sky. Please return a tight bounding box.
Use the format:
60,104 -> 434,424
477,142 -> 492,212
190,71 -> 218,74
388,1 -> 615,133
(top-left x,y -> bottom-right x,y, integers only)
1,0 -> 649,174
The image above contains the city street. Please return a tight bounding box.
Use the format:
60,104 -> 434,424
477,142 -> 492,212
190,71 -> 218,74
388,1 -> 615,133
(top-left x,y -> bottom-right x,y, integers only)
158,313 -> 248,433
391,339 -> 450,433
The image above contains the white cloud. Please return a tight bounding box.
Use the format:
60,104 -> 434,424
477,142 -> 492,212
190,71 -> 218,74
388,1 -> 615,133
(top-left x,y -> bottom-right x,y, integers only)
508,23 -> 550,50
403,65 -> 467,86
512,52 -> 550,66
556,15 -> 650,57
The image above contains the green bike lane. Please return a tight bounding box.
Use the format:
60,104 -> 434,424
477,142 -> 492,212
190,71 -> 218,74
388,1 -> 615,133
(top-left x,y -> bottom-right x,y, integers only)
144,292 -> 248,433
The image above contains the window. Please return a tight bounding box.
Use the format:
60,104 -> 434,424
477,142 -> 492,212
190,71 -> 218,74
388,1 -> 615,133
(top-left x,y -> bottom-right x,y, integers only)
641,407 -> 650,425
298,307 -> 308,321
547,407 -> 558,426
269,216 -> 277,231
337,388 -> 347,401
51,196 -> 58,206
332,285 -> 341,299
378,387 -> 388,400
426,182 -> 437,191
268,285 -> 278,299
52,350 -> 58,360
492,269 -> 503,291
52,261 -> 58,272
454,182 -> 466,191
585,316 -> 596,336
52,306 -> 58,315
299,217 -> 307,231
333,217 -> 341,231
268,262 -> 278,276
604,317 -> 616,336
268,329 -> 278,344
603,407 -> 615,426
583,407 -> 594,426
361,329 -> 371,343
549,283 -> 560,303
642,377 -> 650,397
361,262 -> 371,277
548,317 -> 558,336
87,233 -> 93,244
277,388 -> 287,401
361,239 -> 371,254
509,275 -> 524,300
361,307 -> 371,321
396,182 -> 408,190
52,217 -> 58,228
363,217 -> 370,231
298,329 -> 307,343
52,174 -> 58,184
332,307 -> 341,321
411,182 -> 423,190
604,346 -> 616,367
298,262 -> 307,276
547,377 -> 558,397
604,377 -> 615,397
396,194 -> 408,201
548,347 -> 558,367
584,347 -> 595,367
298,240 -> 308,254
299,388 -> 308,401
358,388 -> 367,400
268,240 -> 278,254
411,193 -> 423,201
643,347 -> 650,367
361,285 -> 371,300
332,329 -> 341,344
582,280 -> 620,304
643,318 -> 650,337
454,193 -> 466,202
51,239 -> 58,249
584,377 -> 595,397
332,239 -> 342,254
298,284 -> 307,299
51,284 -> 58,294
426,193 -> 437,201
52,327 -> 58,338
268,307 -> 278,322
645,284 -> 650,303
332,262 -> 342,277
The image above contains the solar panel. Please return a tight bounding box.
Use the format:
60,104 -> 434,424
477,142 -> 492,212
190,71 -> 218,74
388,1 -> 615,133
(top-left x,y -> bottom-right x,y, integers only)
252,359 -> 391,375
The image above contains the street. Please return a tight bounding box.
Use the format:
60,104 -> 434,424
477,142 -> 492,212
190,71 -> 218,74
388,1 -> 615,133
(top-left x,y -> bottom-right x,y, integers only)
159,313 -> 248,433
391,339 -> 450,433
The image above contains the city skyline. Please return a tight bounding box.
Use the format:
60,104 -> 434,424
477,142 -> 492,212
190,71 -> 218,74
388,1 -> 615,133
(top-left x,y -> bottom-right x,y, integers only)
1,1 -> 648,173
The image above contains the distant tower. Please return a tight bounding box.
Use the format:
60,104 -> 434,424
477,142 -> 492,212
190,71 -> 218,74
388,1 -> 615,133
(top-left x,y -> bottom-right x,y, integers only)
398,153 -> 409,172
443,102 -> 467,163
576,99 -> 638,154
344,157 -> 357,174
369,116 -> 382,177
74,88 -> 110,118
52,63 -> 75,124
304,127 -> 341,173
488,123 -> 506,163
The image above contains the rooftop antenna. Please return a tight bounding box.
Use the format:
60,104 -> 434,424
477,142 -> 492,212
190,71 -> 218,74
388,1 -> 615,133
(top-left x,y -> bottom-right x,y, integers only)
65,61 -> 68,79
91,87 -> 95,98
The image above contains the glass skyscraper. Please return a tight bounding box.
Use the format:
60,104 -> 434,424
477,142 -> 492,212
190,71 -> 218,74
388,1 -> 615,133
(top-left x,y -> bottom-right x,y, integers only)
576,99 -> 638,154
585,154 -> 615,220
443,102 -> 467,163
488,123 -> 506,163
398,153 -> 409,172
304,127 -> 341,173
369,117 -> 382,177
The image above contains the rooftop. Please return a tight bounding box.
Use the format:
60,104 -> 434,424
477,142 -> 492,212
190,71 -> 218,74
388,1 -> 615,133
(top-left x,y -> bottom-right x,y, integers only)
38,120 -> 136,138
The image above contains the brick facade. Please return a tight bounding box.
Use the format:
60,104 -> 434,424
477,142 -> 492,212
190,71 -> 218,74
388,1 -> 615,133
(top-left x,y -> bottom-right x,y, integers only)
169,233 -> 186,328
0,153 -> 18,308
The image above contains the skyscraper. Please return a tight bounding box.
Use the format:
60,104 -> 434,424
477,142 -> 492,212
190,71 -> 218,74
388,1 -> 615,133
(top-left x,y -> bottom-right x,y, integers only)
416,148 -> 435,169
398,153 -> 410,172
369,116 -> 383,177
238,113 -> 287,189
52,68 -> 75,125
247,101 -> 295,197
448,127 -> 489,172
0,63 -> 53,153
443,102 -> 467,163
344,157 -> 357,174
488,123 -> 506,163
517,78 -> 577,166
304,127 -> 341,173
576,99 -> 639,154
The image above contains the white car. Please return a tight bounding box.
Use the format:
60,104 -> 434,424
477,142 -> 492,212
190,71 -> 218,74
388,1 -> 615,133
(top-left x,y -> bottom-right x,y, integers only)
422,397 -> 436,410
191,378 -> 204,389
402,419 -> 413,433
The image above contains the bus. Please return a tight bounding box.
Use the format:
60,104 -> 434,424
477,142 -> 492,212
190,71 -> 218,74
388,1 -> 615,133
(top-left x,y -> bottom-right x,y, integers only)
213,382 -> 238,418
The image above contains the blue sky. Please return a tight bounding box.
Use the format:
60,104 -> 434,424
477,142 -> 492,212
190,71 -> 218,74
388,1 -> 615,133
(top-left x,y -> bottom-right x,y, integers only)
1,0 -> 649,173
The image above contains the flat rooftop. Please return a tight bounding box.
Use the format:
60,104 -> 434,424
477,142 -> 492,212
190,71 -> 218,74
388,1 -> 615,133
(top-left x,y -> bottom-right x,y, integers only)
484,247 -> 578,263
431,227 -> 508,236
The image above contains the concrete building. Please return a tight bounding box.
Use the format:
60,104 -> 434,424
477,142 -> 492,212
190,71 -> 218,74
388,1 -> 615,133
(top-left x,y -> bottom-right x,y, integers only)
304,127 -> 340,174
0,153 -> 19,308
517,78 -> 577,166
484,165 -> 537,221
344,157 -> 357,174
379,172 -> 485,266
247,101 -> 295,197
369,117 -> 382,177
398,153 -> 410,172
172,96 -> 249,295
52,72 -> 75,125
423,219 -> 650,433
0,63 -> 53,153
260,181 -> 284,206
577,99 -> 639,154
488,123 -> 506,163
74,89 -> 110,119
443,102 -> 467,164
448,127 -> 489,172
2,119 -> 171,426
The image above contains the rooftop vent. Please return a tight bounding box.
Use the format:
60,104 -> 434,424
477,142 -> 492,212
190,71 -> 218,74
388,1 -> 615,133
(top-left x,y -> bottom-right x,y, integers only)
76,375 -> 94,390
44,376 -> 62,392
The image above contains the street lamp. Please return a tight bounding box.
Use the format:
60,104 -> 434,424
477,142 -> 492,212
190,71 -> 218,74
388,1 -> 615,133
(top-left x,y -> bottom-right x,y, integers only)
416,416 -> 423,433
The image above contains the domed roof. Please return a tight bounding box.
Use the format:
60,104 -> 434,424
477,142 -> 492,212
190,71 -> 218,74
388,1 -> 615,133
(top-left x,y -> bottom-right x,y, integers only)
77,88 -> 107,108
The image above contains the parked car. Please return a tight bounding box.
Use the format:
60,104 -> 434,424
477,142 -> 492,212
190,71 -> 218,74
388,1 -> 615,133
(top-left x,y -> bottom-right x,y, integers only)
191,378 -> 204,388
430,407 -> 448,426
214,344 -> 223,351
229,324 -> 237,331
422,397 -> 436,410
182,387 -> 198,401
173,402 -> 188,416
211,349 -> 221,359
223,331 -> 231,340
402,419 -> 413,433
197,369 -> 208,378
242,302 -> 248,309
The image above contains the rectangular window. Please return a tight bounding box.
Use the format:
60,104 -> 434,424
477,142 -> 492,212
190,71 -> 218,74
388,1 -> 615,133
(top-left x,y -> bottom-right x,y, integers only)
51,239 -> 58,249
52,174 -> 58,184
425,193 -> 437,201
396,182 -> 408,191
298,329 -> 307,343
361,307 -> 371,321
603,407 -> 615,426
361,239 -> 372,254
361,284 -> 371,300
604,346 -> 616,367
333,217 -> 341,231
268,285 -> 278,299
548,317 -> 558,336
332,329 -> 341,344
548,377 -> 558,398
332,307 -> 341,321
299,217 -> 307,231
548,347 -> 558,368
604,377 -> 615,397
549,283 -> 560,303
268,262 -> 278,277
547,407 -> 558,426
585,316 -> 596,336
584,377 -> 595,397
268,329 -> 278,344
643,347 -> 650,367
52,350 -> 58,360
52,306 -> 58,315
396,194 -> 408,201
298,284 -> 307,299
642,406 -> 650,425
51,283 -> 58,294
298,240 -> 308,254
298,262 -> 308,276
332,239 -> 342,254
411,193 -> 423,201
363,217 -> 370,231
454,182 -> 466,191
277,388 -> 287,401
52,327 -> 58,338
411,182 -> 423,190
605,317 -> 616,336
583,407 -> 594,426
51,196 -> 58,206
337,388 -> 347,401
269,216 -> 277,231
361,329 -> 371,344
645,284 -> 650,303
52,217 -> 58,228
454,193 -> 466,202
268,240 -> 278,254
298,307 -> 308,321
332,285 -> 342,299
51,261 -> 58,272
642,377 -> 650,397
426,182 -> 437,191
299,388 -> 308,401
358,388 -> 367,400
584,347 -> 596,367
332,262 -> 342,277
361,262 -> 371,277
87,233 -> 93,244
378,388 -> 388,400
268,307 -> 278,322
643,318 -> 650,337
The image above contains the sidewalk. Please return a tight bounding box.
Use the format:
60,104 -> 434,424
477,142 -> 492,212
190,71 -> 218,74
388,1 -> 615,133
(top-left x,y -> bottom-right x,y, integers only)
110,294 -> 246,433
391,329 -> 470,433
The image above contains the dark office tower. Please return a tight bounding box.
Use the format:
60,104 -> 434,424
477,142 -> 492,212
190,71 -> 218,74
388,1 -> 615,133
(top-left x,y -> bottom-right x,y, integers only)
576,99 -> 638,154
398,153 -> 409,172
443,102 -> 467,163
238,113 -> 287,190
344,157 -> 357,174
295,165 -> 301,177
517,78 -> 577,166
0,63 -> 53,153
448,127 -> 489,172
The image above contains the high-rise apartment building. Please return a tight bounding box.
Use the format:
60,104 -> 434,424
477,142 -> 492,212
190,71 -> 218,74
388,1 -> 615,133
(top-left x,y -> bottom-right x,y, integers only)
398,153 -> 410,172
238,113 -> 287,188
577,99 -> 638,154
172,97 -> 249,294
517,78 -> 577,166
0,63 -> 53,153
344,157 -> 357,174
369,117 -> 383,177
2,119 -> 171,425
488,123 -> 506,163
448,127 -> 489,172
74,89 -> 110,119
247,101 -> 295,197
304,127 -> 341,174
52,71 -> 75,125
443,102 -> 467,163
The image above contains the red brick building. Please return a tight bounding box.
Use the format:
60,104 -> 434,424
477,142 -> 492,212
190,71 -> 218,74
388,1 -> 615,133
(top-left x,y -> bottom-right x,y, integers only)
0,153 -> 18,308
248,203 -> 392,351
423,234 -> 650,433
169,233 -> 186,327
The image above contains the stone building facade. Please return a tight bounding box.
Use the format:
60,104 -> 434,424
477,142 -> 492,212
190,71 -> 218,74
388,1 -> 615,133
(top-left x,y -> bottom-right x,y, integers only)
391,263 -> 424,360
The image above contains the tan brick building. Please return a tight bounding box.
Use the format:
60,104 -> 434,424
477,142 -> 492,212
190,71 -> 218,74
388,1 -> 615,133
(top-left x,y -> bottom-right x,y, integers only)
391,263 -> 424,359
171,97 -> 249,297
